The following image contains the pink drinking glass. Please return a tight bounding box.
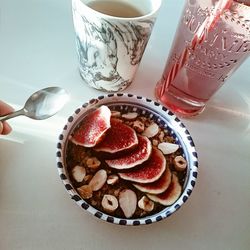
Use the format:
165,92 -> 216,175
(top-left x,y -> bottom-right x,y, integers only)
155,0 -> 250,117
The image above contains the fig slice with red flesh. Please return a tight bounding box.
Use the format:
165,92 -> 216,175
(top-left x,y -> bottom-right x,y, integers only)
105,135 -> 152,170
119,147 -> 166,184
71,105 -> 111,147
147,174 -> 182,206
94,118 -> 138,154
133,167 -> 172,194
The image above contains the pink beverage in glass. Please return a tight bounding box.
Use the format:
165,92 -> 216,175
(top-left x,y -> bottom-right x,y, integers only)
155,0 -> 250,117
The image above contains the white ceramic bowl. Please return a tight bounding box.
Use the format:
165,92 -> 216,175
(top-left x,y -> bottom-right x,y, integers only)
56,93 -> 198,226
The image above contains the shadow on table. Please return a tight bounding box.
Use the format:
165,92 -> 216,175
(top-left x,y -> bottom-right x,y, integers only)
186,85 -> 250,133
80,174 -> 210,249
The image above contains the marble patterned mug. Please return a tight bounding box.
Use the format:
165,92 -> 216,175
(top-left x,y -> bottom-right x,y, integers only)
72,0 -> 162,92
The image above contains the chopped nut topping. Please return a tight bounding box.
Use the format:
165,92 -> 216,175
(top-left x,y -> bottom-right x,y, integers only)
89,169 -> 107,191
114,188 -> 121,197
133,120 -> 145,133
83,174 -> 93,182
107,175 -> 119,185
158,142 -> 179,155
138,196 -> 154,212
158,131 -> 165,142
72,165 -> 86,183
77,185 -> 93,199
119,189 -> 137,218
152,139 -> 159,146
142,123 -> 159,138
111,111 -> 121,118
86,157 -> 101,169
101,194 -> 118,213
173,155 -> 187,171
122,112 -> 138,120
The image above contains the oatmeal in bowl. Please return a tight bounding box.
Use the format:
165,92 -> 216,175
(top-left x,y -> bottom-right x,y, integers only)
56,93 -> 198,225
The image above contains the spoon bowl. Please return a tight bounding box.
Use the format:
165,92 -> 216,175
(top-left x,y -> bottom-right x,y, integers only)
0,87 -> 69,122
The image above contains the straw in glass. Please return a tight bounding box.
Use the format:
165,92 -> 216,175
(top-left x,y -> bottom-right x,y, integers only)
159,0 -> 234,97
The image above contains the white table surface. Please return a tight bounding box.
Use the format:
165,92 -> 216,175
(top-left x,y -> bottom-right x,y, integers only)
0,0 -> 250,249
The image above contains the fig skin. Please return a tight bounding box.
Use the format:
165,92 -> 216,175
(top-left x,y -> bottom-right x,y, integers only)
105,135 -> 152,170
94,118 -> 138,154
147,174 -> 182,206
119,147 -> 166,184
133,167 -> 172,194
71,105 -> 111,148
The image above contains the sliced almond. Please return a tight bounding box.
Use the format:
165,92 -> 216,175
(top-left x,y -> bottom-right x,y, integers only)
138,196 -> 154,212
158,142 -> 179,155
72,165 -> 86,183
111,111 -> 121,118
101,194 -> 118,213
119,189 -> 137,218
142,123 -> 159,138
107,174 -> 119,185
122,112 -> 138,120
89,169 -> 107,191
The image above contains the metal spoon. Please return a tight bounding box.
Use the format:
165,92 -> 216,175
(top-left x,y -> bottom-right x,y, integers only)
0,87 -> 69,122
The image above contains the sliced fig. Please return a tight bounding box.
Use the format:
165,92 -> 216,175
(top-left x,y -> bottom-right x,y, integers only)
119,147 -> 166,184
105,135 -> 152,170
94,118 -> 138,154
133,167 -> 172,194
147,174 -> 182,206
71,105 -> 111,147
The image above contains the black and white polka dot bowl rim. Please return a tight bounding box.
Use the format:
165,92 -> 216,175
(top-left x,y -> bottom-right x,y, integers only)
56,93 -> 198,226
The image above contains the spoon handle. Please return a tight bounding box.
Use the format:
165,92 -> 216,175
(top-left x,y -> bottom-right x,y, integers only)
0,109 -> 26,122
